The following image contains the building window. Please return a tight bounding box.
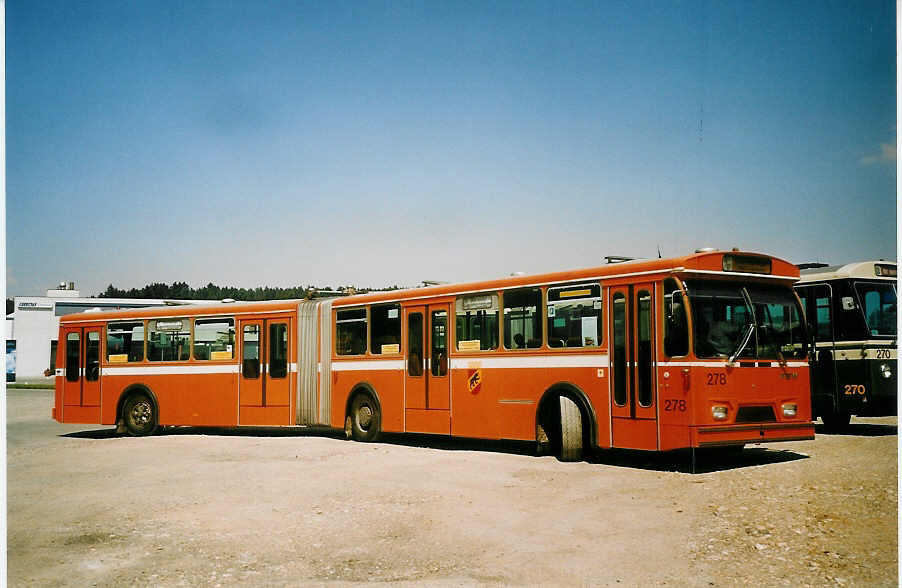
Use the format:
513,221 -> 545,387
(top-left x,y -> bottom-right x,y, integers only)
370,304 -> 401,354
194,318 -> 235,360
503,288 -> 542,349
107,322 -> 145,363
456,294 -> 499,351
547,283 -> 602,348
336,308 -> 367,355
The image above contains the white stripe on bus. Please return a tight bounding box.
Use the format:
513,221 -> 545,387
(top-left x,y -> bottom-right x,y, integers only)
100,362 -> 298,377
331,360 -> 407,371
102,364 -> 240,376
449,355 -> 610,370
659,361 -> 808,368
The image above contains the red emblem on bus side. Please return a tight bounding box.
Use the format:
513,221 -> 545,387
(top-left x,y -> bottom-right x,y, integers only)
467,369 -> 482,395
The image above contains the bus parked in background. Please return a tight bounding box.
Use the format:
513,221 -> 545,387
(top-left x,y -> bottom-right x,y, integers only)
795,261 -> 897,430
55,249 -> 814,460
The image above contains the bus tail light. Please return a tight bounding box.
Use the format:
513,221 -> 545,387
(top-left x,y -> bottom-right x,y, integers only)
712,405 -> 728,420
880,363 -> 893,379
781,403 -> 798,418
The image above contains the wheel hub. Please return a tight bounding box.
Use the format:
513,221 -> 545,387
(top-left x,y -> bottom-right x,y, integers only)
131,402 -> 151,425
357,405 -> 373,429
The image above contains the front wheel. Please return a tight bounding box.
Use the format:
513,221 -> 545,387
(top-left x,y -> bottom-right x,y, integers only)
123,394 -> 157,436
348,393 -> 381,442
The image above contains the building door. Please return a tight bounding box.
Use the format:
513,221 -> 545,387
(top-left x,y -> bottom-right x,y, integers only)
62,326 -> 101,410
239,318 -> 291,424
610,284 -> 659,450
403,303 -> 450,433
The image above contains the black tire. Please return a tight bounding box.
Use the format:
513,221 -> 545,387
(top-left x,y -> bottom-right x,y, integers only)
821,410 -> 851,432
558,396 -> 583,462
348,393 -> 381,442
123,394 -> 157,437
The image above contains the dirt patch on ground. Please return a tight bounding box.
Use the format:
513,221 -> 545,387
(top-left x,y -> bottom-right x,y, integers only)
8,389 -> 897,586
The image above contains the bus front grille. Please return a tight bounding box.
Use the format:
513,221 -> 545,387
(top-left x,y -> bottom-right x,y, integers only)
735,406 -> 777,423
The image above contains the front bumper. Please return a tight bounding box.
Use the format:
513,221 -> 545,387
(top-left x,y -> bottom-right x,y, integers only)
693,422 -> 815,447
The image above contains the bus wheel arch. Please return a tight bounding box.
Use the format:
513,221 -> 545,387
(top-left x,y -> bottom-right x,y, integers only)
117,384 -> 159,437
536,384 -> 596,461
344,383 -> 382,442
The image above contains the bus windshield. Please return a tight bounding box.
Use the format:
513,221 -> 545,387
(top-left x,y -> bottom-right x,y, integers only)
686,281 -> 806,360
855,282 -> 897,337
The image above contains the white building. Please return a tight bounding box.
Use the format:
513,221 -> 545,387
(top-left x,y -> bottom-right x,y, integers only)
6,282 -> 205,383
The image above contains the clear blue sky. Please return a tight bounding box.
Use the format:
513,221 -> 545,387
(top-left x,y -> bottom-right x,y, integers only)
6,1 -> 896,297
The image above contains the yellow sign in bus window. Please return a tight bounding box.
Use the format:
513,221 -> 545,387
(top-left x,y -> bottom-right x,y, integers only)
559,289 -> 592,298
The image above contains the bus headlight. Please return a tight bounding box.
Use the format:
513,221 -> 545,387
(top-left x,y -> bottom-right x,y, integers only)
782,403 -> 798,418
712,406 -> 728,420
880,363 -> 893,379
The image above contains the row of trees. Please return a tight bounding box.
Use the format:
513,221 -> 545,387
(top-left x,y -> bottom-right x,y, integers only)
96,282 -> 404,301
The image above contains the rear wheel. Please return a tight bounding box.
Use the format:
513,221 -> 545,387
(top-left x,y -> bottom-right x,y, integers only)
123,394 -> 157,437
348,393 -> 381,442
821,409 -> 851,432
558,396 -> 583,462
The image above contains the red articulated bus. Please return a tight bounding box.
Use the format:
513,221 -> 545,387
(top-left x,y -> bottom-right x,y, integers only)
54,250 -> 815,461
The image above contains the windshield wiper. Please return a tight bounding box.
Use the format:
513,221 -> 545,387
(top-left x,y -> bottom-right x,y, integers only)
728,323 -> 755,365
728,287 -> 757,364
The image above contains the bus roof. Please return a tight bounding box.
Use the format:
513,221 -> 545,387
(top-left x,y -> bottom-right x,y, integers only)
59,250 -> 798,323
58,298 -> 307,324
799,260 -> 897,283
333,250 -> 800,307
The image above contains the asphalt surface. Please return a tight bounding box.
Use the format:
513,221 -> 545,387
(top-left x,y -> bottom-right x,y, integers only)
7,388 -> 898,586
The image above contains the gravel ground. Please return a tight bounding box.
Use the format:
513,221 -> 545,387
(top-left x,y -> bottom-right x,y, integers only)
7,388 -> 897,586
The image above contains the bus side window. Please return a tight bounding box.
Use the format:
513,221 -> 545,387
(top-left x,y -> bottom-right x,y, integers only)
546,283 -> 602,348
371,304 -> 401,354
107,322 -> 144,363
336,308 -> 367,355
663,278 -> 688,357
503,288 -> 542,350
814,286 -> 832,341
194,318 -> 235,360
455,294 -> 499,351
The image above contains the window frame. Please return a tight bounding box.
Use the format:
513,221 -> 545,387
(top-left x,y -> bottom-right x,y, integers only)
662,277 -> 690,358
146,318 -> 192,363
545,282 -> 604,350
454,293 -> 500,352
193,316 -> 236,361
105,321 -> 146,364
335,306 -> 369,356
370,303 -> 402,355
502,286 -> 544,351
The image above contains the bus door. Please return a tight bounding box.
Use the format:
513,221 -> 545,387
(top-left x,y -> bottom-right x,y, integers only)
238,318 -> 291,423
610,284 -> 659,450
809,285 -> 838,413
61,326 -> 101,410
403,304 -> 450,433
